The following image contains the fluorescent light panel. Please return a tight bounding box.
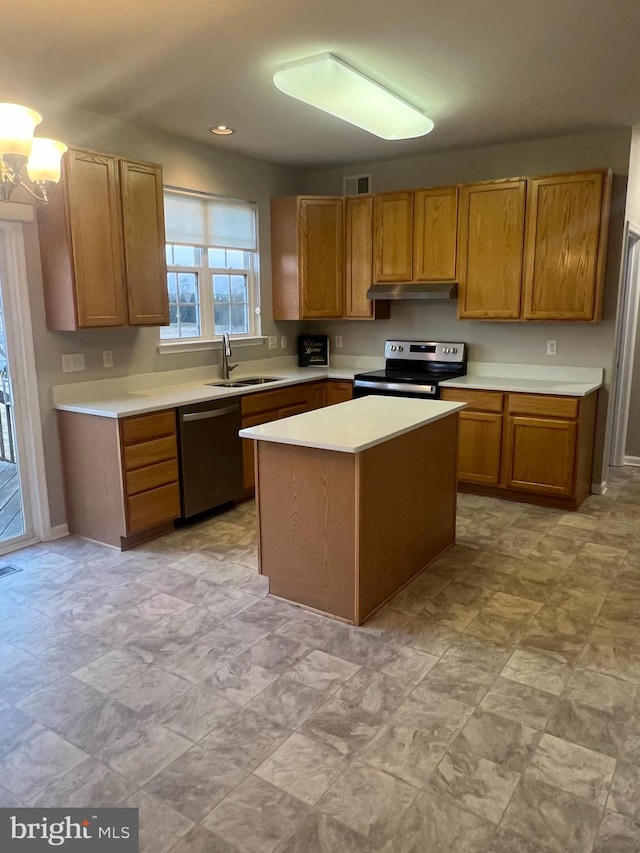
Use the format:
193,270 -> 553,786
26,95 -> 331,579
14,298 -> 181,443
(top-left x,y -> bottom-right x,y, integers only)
273,53 -> 433,140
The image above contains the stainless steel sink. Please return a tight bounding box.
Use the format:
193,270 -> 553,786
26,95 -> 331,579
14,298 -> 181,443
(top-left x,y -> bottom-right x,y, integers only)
206,376 -> 283,388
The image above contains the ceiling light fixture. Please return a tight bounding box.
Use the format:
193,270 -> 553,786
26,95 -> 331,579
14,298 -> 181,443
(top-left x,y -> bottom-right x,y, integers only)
273,53 -> 434,140
210,125 -> 235,136
0,103 -> 67,203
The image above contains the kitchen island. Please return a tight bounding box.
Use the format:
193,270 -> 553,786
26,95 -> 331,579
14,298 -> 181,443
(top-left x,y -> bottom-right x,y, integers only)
240,396 -> 465,625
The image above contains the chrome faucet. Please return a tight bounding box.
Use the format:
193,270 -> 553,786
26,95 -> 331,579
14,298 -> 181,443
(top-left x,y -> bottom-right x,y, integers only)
221,332 -> 237,380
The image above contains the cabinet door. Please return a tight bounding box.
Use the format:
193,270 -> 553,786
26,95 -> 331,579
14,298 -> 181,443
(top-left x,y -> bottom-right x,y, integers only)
325,380 -> 353,406
457,179 -> 526,319
522,170 -> 611,321
346,196 -> 390,320
504,415 -> 577,497
345,195 -> 373,318
300,197 -> 344,318
66,149 -> 127,327
413,187 -> 458,281
308,383 -> 326,409
373,191 -> 413,282
241,411 -> 279,496
120,160 -> 169,326
456,412 -> 503,485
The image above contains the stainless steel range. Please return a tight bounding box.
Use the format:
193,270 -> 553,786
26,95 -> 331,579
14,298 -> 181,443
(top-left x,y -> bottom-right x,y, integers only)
353,340 -> 467,399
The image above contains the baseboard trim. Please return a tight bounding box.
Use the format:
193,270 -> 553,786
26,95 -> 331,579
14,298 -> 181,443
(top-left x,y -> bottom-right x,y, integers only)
624,456 -> 640,467
47,523 -> 70,541
591,481 -> 608,495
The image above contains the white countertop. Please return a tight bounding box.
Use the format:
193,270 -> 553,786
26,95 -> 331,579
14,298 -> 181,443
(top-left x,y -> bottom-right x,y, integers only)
239,396 -> 465,453
52,357 -> 604,418
439,362 -> 603,397
52,360 -> 371,419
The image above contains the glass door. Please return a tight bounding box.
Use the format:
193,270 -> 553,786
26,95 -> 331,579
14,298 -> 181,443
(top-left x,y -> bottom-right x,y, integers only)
0,229 -> 33,553
0,288 -> 25,543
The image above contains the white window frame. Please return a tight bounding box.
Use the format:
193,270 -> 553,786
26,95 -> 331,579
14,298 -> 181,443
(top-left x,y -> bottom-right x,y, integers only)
158,188 -> 264,354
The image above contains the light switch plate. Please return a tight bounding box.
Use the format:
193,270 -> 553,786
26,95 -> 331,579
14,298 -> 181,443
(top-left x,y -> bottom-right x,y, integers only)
62,353 -> 86,373
281,336 -> 287,349
268,336 -> 278,350
103,350 -> 113,368
335,335 -> 343,348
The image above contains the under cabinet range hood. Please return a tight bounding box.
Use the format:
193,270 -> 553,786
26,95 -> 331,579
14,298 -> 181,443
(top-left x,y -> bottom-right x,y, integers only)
366,282 -> 458,300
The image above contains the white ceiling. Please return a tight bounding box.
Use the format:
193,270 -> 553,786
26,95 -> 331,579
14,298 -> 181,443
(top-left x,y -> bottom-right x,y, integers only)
4,0 -> 640,168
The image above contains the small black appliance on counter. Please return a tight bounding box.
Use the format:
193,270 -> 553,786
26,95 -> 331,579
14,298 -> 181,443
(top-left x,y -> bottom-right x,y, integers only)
298,334 -> 329,367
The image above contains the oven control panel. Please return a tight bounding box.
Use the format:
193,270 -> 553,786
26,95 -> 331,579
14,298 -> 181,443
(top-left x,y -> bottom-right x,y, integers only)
384,340 -> 466,363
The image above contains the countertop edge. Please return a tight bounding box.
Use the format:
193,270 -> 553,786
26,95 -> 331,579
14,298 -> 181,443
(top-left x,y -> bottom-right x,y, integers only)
239,400 -> 466,453
439,377 -> 602,397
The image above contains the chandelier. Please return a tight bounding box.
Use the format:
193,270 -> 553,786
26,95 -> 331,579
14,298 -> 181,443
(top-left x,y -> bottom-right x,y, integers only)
0,103 -> 67,203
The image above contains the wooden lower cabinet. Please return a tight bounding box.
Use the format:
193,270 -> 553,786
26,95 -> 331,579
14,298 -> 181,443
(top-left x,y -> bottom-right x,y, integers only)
241,382 -> 322,497
504,415 -> 577,496
57,408 -> 180,549
241,379 -> 354,496
440,388 -> 597,508
325,380 -> 354,406
457,411 -> 503,485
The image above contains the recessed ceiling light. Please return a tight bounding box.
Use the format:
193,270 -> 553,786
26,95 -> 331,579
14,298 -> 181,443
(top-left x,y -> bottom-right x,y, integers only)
210,125 -> 235,136
273,53 -> 434,140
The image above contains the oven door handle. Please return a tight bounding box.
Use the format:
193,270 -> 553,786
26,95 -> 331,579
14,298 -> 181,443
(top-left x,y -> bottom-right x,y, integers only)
353,380 -> 436,395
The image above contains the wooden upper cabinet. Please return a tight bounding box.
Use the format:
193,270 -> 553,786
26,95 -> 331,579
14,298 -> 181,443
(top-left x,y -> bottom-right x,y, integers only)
271,196 -> 343,320
413,186 -> 458,281
457,179 -> 526,320
120,160 -> 169,326
345,196 -> 389,320
522,170 -> 612,321
39,149 -> 127,329
373,191 -> 413,282
37,146 -> 168,330
301,197 -> 344,318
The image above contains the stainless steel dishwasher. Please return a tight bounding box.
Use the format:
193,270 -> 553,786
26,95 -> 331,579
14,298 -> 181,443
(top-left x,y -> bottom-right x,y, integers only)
176,398 -> 243,520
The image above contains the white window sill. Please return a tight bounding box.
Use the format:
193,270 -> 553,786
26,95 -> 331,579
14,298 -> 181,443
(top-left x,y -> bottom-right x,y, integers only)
157,336 -> 267,355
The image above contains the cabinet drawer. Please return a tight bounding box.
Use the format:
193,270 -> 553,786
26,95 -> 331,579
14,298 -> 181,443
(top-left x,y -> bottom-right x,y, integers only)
123,435 -> 177,471
440,388 -> 503,413
507,394 -> 578,419
125,459 -> 178,496
121,410 -> 176,444
126,481 -> 180,533
241,385 -> 311,417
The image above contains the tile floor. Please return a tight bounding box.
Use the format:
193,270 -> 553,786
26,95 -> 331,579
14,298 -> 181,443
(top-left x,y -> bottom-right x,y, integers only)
1,469 -> 640,851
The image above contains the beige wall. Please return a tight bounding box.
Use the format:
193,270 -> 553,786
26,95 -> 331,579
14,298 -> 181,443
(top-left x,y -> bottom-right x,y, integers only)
303,128 -> 633,487
17,104 -> 302,528
624,126 -> 640,458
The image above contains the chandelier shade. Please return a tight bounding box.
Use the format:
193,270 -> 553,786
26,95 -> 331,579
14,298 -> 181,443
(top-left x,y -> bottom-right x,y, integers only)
0,102 -> 67,203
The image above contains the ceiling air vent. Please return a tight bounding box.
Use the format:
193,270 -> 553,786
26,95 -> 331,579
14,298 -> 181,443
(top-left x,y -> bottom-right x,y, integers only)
343,174 -> 371,195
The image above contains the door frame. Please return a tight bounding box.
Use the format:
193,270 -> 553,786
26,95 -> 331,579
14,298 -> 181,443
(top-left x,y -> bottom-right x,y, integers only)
0,216 -> 54,552
609,220 -> 640,467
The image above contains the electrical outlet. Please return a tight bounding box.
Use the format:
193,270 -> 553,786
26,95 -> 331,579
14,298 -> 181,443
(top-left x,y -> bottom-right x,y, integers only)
546,339 -> 558,356
335,335 -> 343,349
102,350 -> 113,368
268,335 -> 278,350
61,353 -> 85,373
280,336 -> 287,349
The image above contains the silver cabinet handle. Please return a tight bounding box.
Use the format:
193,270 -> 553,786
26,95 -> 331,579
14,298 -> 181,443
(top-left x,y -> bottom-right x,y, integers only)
182,405 -> 239,422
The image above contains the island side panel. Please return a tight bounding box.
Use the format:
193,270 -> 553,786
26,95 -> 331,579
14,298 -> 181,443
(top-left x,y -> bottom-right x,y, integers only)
356,414 -> 458,624
255,440 -> 357,622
